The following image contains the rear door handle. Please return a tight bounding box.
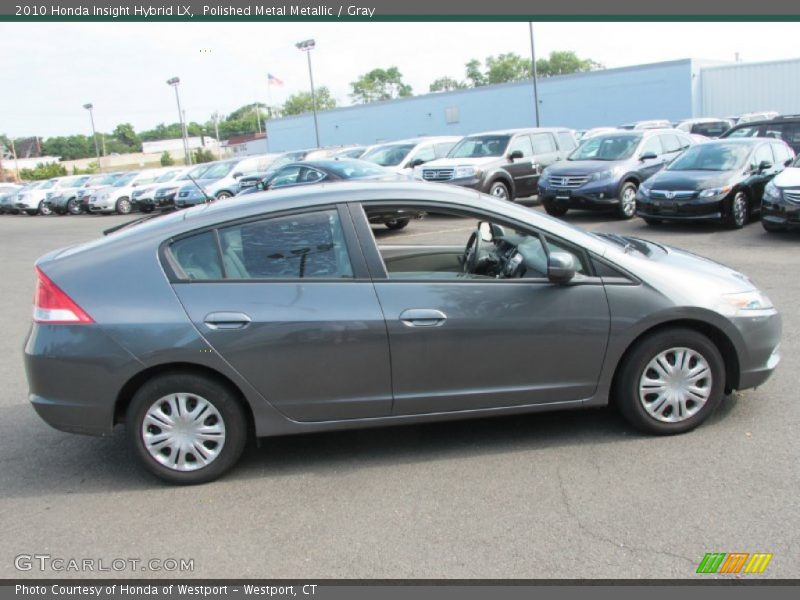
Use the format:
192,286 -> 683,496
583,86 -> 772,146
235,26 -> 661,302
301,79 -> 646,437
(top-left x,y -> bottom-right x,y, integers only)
204,311 -> 251,330
399,309 -> 447,328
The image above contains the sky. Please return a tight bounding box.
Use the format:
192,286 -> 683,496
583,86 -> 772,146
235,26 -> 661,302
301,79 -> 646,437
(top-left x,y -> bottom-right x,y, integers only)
1,21 -> 799,139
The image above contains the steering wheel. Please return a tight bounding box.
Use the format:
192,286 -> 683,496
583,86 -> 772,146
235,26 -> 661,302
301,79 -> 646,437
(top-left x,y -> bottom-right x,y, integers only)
462,228 -> 487,275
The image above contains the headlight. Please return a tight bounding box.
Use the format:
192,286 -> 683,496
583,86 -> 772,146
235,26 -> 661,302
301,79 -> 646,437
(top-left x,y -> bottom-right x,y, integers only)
539,170 -> 549,184
718,291 -> 774,316
699,185 -> 732,198
763,181 -> 781,201
590,166 -> 624,181
639,183 -> 651,197
454,166 -> 479,179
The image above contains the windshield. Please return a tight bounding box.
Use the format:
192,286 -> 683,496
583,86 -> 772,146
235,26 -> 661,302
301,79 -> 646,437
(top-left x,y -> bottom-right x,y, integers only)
361,144 -> 416,167
668,143 -> 750,171
198,162 -> 235,179
569,134 -> 642,161
177,164 -> 212,181
62,176 -> 90,188
39,180 -> 57,189
155,170 -> 181,183
113,172 -> 139,186
448,135 -> 510,159
323,160 -> 389,179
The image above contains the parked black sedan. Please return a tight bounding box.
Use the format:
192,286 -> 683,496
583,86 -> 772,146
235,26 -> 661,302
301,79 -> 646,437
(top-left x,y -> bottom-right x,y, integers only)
241,158 -> 415,229
636,138 -> 795,228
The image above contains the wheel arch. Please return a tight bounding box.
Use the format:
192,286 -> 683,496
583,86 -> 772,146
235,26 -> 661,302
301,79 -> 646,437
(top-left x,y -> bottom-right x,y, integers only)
484,170 -> 515,197
610,318 -> 741,399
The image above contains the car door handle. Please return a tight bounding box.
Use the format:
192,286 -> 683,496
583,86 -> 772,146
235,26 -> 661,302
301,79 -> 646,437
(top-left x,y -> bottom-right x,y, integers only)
204,312 -> 252,330
399,309 -> 447,328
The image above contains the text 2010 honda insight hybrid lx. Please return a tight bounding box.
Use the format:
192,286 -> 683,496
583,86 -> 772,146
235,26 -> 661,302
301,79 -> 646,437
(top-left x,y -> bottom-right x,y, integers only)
25,182 -> 781,484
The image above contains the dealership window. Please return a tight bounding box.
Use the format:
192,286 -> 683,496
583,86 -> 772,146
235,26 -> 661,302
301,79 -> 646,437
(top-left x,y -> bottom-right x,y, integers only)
508,135 -> 534,158
531,133 -> 557,154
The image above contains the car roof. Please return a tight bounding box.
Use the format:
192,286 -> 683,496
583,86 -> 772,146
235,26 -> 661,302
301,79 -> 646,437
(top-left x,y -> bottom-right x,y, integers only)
729,116 -> 800,128
696,137 -> 776,146
369,136 -> 460,146
465,127 -> 572,136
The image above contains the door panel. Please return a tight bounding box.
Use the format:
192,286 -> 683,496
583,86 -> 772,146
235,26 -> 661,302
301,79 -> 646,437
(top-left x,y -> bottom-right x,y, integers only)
173,282 -> 392,422
372,280 -> 610,415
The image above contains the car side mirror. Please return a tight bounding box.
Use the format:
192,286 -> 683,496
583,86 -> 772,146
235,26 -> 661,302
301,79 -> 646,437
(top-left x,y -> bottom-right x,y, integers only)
639,151 -> 658,161
785,158 -> 794,167
508,150 -> 524,161
409,158 -> 426,168
233,172 -> 243,179
547,251 -> 577,284
758,160 -> 773,172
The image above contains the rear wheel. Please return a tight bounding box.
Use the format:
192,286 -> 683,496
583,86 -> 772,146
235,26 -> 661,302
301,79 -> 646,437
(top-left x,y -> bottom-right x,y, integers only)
616,182 -> 637,219
488,181 -> 511,201
615,328 -> 725,435
127,373 -> 248,484
116,197 -> 132,215
67,198 -> 82,215
724,191 -> 748,229
385,218 -> 410,230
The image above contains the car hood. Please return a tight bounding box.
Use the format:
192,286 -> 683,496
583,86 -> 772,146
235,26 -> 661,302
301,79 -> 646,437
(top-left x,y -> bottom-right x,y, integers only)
645,170 -> 735,191
773,166 -> 800,188
546,160 -> 629,175
421,157 -> 500,169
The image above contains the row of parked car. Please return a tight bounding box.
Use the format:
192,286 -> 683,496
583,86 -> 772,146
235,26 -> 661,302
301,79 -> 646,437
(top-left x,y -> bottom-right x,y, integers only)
2,113 -> 799,233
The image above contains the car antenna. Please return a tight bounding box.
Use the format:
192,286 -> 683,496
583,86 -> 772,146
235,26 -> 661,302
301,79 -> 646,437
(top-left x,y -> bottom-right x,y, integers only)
185,172 -> 213,204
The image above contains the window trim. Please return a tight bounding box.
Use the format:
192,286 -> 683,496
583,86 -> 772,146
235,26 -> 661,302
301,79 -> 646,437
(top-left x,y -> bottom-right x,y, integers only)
347,200 -> 601,285
160,203 -> 370,283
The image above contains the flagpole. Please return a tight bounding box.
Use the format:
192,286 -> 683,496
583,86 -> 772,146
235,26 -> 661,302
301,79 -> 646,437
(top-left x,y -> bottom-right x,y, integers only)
266,79 -> 272,152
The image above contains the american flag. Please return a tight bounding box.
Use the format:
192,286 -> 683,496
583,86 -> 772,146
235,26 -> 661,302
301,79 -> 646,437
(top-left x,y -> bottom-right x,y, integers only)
267,73 -> 284,86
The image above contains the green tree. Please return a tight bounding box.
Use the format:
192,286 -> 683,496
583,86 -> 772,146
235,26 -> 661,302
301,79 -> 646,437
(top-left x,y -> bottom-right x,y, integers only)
160,151 -> 175,166
112,123 -> 141,151
463,50 -> 604,87
39,135 -> 94,160
193,148 -> 216,164
350,67 -> 413,103
19,162 -> 67,180
71,162 -> 99,175
465,59 -> 487,87
282,87 -> 337,116
485,53 -> 532,84
536,50 -> 603,77
429,76 -> 467,93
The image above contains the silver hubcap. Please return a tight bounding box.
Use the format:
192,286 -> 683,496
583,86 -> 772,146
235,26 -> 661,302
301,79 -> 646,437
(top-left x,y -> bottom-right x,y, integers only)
118,200 -> 130,213
491,184 -> 507,199
141,393 -> 226,472
40,202 -> 51,215
638,347 -> 712,423
733,195 -> 746,225
621,187 -> 636,215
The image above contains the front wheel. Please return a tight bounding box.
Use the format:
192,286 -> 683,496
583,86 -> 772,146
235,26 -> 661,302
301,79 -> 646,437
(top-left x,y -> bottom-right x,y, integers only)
724,191 -> 748,229
616,182 -> 637,219
614,328 -> 725,435
67,198 -> 82,215
488,181 -> 512,201
216,192 -> 233,201
38,201 -> 52,216
127,373 -> 248,484
116,197 -> 132,215
385,218 -> 409,230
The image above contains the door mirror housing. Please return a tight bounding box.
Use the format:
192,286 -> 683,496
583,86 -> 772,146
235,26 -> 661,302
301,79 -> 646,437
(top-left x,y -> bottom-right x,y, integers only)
639,151 -> 658,161
233,172 -> 243,179
547,251 -> 577,284
409,158 -> 426,168
508,150 -> 524,161
758,160 -> 773,172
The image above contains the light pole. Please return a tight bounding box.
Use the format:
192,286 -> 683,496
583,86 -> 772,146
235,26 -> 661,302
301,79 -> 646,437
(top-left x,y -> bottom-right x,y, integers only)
167,77 -> 192,165
82,103 -> 103,172
528,23 -> 541,127
295,39 -> 321,147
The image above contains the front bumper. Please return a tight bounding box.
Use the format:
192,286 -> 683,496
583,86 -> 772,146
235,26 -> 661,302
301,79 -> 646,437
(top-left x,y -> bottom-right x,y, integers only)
539,179 -> 621,208
730,310 -> 782,390
636,192 -> 726,221
174,195 -> 205,208
762,198 -> 800,230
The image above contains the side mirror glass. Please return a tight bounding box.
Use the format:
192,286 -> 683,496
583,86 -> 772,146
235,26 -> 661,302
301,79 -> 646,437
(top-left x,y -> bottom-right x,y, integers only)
508,150 -> 524,161
639,151 -> 658,161
547,251 -> 577,284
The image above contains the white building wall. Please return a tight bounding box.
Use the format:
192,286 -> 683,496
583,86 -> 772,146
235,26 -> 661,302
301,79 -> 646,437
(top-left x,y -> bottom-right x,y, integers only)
700,58 -> 800,117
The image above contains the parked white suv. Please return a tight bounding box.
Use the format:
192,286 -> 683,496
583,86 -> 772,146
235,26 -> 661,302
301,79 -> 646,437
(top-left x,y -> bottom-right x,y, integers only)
88,169 -> 169,214
360,137 -> 462,175
15,176 -> 89,215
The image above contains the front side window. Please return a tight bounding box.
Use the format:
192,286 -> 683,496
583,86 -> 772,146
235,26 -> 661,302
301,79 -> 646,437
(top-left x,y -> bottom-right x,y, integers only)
531,133 -> 557,154
752,144 -> 775,169
361,144 -> 415,167
409,145 -> 436,164
508,135 -> 534,158
726,125 -> 761,138
268,166 -> 302,188
556,132 -> 577,152
660,134 -> 682,154
668,143 -> 750,171
448,135 -> 510,158
639,136 -> 663,157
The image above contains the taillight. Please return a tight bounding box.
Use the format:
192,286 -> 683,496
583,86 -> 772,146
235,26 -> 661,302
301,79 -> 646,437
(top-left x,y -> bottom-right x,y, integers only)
33,266 -> 94,324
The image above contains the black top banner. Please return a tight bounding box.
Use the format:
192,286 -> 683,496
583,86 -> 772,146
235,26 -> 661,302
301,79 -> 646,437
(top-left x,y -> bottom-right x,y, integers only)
4,0 -> 800,18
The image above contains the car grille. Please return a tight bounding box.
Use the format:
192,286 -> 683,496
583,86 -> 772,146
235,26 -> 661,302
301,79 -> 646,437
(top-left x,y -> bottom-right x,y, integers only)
549,175 -> 591,189
650,190 -> 697,200
784,190 -> 800,205
422,168 -> 455,182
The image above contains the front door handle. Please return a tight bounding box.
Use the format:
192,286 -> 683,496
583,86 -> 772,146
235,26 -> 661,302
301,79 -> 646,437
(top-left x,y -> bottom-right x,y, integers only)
204,311 -> 251,330
399,309 -> 447,328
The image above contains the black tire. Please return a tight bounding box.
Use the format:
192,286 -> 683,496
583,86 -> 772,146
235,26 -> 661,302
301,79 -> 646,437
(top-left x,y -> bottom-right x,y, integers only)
385,218 -> 410,230
614,328 -> 725,435
723,191 -> 748,229
116,197 -> 132,215
26,209 -> 38,216
542,200 -> 568,217
643,217 -> 662,226
616,182 -> 638,219
488,181 -> 512,201
762,219 -> 784,233
38,201 -> 52,216
67,198 -> 82,215
140,206 -> 154,214
216,192 -> 233,200
127,373 -> 248,484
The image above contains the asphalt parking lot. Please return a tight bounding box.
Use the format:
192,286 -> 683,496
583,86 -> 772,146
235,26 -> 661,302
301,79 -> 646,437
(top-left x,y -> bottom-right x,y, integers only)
0,204 -> 798,579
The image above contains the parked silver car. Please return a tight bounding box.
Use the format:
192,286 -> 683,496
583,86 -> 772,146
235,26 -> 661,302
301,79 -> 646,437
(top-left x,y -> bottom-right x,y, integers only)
25,182 -> 781,484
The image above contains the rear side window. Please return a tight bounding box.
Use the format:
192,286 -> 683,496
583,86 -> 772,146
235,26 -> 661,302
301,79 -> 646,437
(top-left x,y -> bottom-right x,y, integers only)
556,132 -> 577,152
531,133 -> 557,154
218,210 -> 353,279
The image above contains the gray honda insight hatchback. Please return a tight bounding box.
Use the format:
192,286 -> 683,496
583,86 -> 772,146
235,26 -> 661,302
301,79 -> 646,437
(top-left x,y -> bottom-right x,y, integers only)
25,182 -> 781,483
